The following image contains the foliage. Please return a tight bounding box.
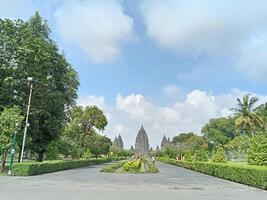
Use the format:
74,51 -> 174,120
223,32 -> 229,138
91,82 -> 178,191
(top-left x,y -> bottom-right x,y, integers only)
226,135 -> 251,160
122,159 -> 142,173
184,152 -> 194,162
100,161 -> 127,173
201,117 -> 236,146
172,132 -> 195,145
45,140 -> 59,161
64,106 -> 107,157
232,94 -> 264,137
194,150 -> 209,162
212,147 -> 227,163
82,149 -> 92,160
0,13 -> 79,161
12,158 -> 114,176
158,157 -> 267,190
86,134 -> 112,158
248,133 -> 267,166
71,146 -> 79,160
162,144 -> 180,159
0,107 -> 23,173
109,145 -> 134,157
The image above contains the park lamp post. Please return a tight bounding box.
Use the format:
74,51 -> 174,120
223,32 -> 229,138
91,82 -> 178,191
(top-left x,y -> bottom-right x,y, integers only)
8,122 -> 20,175
20,77 -> 33,163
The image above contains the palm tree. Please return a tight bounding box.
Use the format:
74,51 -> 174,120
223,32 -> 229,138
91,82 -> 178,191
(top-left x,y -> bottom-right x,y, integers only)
232,94 -> 264,137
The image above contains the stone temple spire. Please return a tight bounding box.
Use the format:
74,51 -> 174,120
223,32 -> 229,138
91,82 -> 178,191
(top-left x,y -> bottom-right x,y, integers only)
161,135 -> 169,150
113,135 -> 124,149
117,134 -> 124,149
135,126 -> 149,155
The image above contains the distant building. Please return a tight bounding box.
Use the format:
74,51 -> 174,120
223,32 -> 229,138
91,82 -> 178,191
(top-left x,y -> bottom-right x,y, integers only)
161,135 -> 170,150
113,134 -> 124,149
135,126 -> 149,155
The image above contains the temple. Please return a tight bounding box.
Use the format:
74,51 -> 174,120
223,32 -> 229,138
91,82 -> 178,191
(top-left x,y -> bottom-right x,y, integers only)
135,126 -> 149,155
161,135 -> 171,149
113,134 -> 124,149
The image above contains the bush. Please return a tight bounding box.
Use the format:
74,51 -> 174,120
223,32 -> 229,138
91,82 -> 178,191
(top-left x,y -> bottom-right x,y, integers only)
194,150 -> 209,162
122,159 -> 141,172
184,152 -> 194,162
83,149 -> 92,160
45,141 -> 59,161
100,161 -> 127,173
158,157 -> 267,190
71,147 -> 79,160
212,147 -> 227,163
248,134 -> 267,166
12,158 -> 113,176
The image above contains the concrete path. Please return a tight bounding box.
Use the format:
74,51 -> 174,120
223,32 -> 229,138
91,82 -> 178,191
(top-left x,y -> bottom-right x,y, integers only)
0,161 -> 266,200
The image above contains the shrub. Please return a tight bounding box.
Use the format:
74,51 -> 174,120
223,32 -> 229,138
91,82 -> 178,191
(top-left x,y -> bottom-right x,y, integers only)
184,152 -> 194,162
71,147 -> 79,160
100,161 -> 127,173
194,150 -> 209,162
83,149 -> 92,160
248,134 -> 267,166
45,141 -> 59,161
158,157 -> 267,190
122,159 -> 141,172
12,158 -> 113,176
212,147 -> 227,163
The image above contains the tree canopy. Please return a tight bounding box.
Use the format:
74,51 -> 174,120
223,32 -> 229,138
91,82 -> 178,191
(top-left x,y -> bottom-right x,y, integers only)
0,12 -> 79,161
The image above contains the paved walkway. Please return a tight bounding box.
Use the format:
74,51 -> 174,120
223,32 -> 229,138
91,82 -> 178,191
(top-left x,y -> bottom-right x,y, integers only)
0,162 -> 266,200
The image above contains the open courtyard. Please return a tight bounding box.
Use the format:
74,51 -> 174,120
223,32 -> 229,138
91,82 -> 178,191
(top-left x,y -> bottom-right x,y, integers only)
0,162 -> 266,200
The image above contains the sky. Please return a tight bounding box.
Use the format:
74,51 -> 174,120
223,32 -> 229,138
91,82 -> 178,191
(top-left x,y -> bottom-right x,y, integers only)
1,0 -> 267,148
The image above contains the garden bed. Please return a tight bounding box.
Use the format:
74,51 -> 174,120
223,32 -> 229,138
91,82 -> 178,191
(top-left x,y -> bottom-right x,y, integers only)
101,157 -> 158,173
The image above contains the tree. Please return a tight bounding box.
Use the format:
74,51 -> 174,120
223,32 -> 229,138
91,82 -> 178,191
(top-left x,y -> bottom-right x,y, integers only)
212,146 -> 227,163
172,132 -> 194,145
256,102 -> 267,129
232,94 -> 264,137
201,117 -> 236,146
65,105 -> 108,157
0,107 -> 23,173
85,134 -> 112,158
0,13 -> 79,161
162,144 -> 180,159
247,133 -> 267,166
226,135 -> 251,161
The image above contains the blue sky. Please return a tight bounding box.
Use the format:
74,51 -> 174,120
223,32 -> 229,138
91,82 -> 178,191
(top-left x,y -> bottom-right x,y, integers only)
1,0 -> 267,147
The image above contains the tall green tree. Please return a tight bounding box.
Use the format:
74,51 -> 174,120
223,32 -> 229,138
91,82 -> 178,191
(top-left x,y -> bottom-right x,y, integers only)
201,117 -> 236,146
232,94 -> 264,137
0,13 -> 79,161
0,107 -> 23,173
64,105 -> 108,157
85,134 -> 112,158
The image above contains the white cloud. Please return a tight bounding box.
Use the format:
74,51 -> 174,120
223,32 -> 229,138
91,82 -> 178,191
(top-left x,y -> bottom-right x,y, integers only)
55,0 -> 134,63
141,0 -> 267,56
78,90 -> 267,148
141,0 -> 267,80
77,95 -> 105,109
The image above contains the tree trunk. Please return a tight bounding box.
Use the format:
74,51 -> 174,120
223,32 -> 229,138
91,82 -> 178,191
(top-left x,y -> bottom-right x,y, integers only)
0,150 -> 7,173
37,151 -> 44,162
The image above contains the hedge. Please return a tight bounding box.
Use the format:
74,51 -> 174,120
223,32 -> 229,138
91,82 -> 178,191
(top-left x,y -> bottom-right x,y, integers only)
12,157 -> 121,176
158,157 -> 267,190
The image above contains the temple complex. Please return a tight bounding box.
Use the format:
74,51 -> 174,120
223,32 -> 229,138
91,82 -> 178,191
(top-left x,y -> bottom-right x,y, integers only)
161,135 -> 171,149
135,126 -> 149,155
113,134 -> 124,149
